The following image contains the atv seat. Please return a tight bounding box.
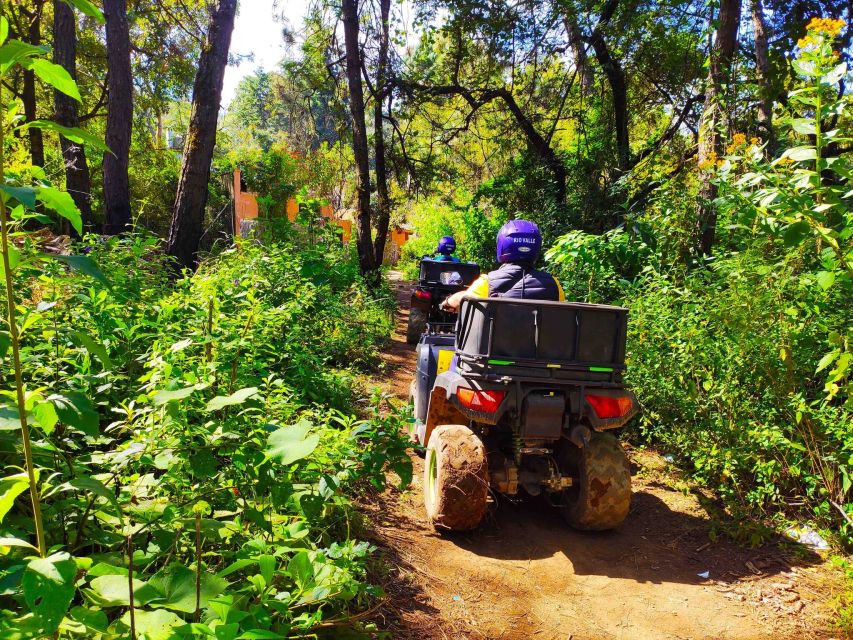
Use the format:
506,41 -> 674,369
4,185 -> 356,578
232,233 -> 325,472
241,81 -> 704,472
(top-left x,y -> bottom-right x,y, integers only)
454,297 -> 628,383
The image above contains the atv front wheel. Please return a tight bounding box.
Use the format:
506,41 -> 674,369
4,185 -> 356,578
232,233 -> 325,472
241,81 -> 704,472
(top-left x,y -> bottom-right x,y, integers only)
424,424 -> 487,531
406,307 -> 428,344
561,432 -> 631,531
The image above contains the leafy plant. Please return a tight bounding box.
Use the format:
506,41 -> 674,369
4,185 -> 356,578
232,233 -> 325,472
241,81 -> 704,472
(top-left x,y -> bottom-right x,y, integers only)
0,17 -> 410,636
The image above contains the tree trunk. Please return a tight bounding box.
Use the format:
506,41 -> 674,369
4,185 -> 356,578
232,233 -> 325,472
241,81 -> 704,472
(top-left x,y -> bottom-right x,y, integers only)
751,0 -> 773,148
103,0 -> 133,234
496,89 -> 567,202
372,0 -> 392,266
342,0 -> 377,275
587,30 -> 629,172
696,0 -> 742,256
563,4 -> 594,97
22,2 -> 45,167
166,0 -> 237,271
53,0 -> 93,233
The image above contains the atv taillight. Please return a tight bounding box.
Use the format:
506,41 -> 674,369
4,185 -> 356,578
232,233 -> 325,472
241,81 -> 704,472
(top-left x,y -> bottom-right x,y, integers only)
585,393 -> 634,419
414,289 -> 432,300
457,388 -> 506,413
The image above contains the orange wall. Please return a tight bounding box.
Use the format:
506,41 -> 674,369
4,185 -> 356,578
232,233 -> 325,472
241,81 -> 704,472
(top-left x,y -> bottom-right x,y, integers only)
232,172 -> 350,243
233,169 -> 258,234
286,198 -> 299,222
391,228 -> 413,247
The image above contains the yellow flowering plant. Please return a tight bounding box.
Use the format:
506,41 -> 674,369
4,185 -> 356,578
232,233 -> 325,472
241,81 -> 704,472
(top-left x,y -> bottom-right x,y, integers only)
715,18 -> 852,404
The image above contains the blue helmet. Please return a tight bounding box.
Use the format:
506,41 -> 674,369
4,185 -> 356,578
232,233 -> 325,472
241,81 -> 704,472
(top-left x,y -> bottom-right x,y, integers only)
437,235 -> 456,256
496,219 -> 542,264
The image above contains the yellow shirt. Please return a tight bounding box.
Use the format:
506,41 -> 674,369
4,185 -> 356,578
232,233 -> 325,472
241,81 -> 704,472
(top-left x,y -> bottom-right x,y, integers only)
465,274 -> 566,301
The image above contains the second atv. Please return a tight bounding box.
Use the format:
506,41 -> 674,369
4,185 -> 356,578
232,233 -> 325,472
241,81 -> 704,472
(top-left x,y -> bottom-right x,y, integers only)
406,258 -> 480,344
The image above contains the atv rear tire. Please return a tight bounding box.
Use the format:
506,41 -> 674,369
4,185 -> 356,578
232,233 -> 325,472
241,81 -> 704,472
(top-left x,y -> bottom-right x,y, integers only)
424,424 -> 487,531
561,432 -> 631,531
406,308 -> 428,344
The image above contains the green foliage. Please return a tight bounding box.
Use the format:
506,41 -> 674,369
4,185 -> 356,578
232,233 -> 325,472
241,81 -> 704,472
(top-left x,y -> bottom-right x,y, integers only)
546,226 -> 654,302
545,23 -> 853,542
0,230 -> 410,637
0,29 -> 411,636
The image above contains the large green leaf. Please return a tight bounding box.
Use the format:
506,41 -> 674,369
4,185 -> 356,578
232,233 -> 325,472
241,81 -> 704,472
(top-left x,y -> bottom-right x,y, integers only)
0,184 -> 36,208
148,563 -> 228,613
49,392 -> 99,436
46,254 -> 109,285
63,476 -> 122,516
37,186 -> 82,234
0,243 -> 20,278
31,401 -> 58,434
205,387 -> 259,411
119,609 -> 184,640
22,120 -> 108,152
0,536 -> 39,552
22,553 -> 77,634
62,0 -> 105,23
0,331 -> 10,358
258,555 -> 275,585
0,473 -> 29,524
68,606 -> 109,634
153,385 -> 199,406
265,419 -> 320,466
71,331 -> 114,369
0,405 -> 21,430
287,552 -> 314,591
26,58 -> 81,102
0,39 -> 44,74
784,146 -> 817,162
85,574 -> 160,607
0,16 -> 8,46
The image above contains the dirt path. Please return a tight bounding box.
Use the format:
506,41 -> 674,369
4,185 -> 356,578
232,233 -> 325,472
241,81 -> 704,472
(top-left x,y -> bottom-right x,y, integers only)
365,271 -> 834,640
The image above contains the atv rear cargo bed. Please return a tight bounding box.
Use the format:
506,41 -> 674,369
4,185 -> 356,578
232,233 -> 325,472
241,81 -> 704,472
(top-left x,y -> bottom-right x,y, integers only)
454,297 -> 628,384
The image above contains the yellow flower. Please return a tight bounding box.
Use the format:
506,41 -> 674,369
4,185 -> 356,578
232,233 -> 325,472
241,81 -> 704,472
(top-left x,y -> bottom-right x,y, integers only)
806,17 -> 846,37
716,159 -> 726,169
750,137 -> 760,146
726,133 -> 748,154
797,35 -> 817,49
698,151 -> 717,170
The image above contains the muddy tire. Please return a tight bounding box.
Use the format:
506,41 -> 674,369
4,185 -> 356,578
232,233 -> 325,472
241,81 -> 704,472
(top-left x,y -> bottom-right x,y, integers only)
561,432 -> 631,531
424,424 -> 487,531
406,308 -> 428,344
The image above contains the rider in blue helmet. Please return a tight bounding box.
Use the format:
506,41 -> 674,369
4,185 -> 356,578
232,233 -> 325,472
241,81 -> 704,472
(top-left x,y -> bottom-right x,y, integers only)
442,219 -> 564,311
432,235 -> 461,262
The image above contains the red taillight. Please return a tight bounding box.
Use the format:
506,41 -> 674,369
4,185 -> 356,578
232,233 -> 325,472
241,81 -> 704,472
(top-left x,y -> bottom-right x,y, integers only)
585,394 -> 634,419
414,289 -> 432,300
457,388 -> 506,413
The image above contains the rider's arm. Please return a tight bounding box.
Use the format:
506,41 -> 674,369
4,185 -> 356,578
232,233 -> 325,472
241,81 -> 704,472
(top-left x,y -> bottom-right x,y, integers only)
443,275 -> 489,311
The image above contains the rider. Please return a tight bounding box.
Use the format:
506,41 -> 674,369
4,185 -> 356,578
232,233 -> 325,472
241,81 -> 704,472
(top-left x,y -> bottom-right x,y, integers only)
432,235 -> 461,262
442,219 -> 564,311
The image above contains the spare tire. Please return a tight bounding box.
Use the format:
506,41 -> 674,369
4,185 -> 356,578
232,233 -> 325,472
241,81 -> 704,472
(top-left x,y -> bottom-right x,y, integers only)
424,424 -> 488,531
560,432 -> 631,531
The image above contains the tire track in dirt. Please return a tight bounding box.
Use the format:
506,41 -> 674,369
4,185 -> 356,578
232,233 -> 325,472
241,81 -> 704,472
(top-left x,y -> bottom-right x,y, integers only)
365,271 -> 833,640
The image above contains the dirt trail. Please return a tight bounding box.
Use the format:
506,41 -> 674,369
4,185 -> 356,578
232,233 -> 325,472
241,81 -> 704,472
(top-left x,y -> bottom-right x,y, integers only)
365,271 -> 833,640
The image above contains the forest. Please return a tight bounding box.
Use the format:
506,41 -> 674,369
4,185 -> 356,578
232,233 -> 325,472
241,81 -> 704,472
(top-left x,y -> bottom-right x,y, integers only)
0,0 -> 851,636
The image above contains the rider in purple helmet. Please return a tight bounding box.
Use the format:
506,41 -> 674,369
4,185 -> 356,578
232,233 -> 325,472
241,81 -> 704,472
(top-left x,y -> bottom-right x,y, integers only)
432,235 -> 461,262
442,219 -> 564,311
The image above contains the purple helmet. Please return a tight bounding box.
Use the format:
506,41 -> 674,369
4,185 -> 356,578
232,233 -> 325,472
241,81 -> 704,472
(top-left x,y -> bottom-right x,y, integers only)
496,219 -> 542,264
437,235 -> 456,256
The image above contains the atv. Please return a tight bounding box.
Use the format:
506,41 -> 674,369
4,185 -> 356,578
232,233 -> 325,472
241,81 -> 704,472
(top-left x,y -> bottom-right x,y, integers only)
410,295 -> 638,531
405,258 -> 480,344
